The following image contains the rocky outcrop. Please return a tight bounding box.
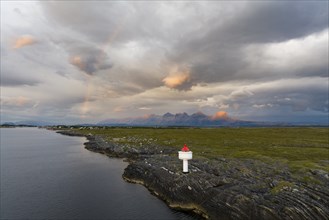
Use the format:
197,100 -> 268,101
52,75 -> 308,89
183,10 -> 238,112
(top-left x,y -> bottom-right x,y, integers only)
58,130 -> 329,220
123,156 -> 329,220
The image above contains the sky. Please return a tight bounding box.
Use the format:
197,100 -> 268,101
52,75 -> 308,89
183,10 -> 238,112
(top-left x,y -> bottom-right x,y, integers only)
1,1 -> 328,125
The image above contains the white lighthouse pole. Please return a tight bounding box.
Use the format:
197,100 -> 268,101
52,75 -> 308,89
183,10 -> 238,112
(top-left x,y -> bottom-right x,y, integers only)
178,144 -> 193,173
183,159 -> 188,173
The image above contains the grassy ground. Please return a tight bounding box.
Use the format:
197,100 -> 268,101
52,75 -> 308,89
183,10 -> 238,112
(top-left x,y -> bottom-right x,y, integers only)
76,127 -> 329,173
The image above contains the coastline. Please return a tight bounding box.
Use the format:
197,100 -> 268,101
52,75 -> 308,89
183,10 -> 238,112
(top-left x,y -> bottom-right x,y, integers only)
57,130 -> 329,220
57,130 -> 208,218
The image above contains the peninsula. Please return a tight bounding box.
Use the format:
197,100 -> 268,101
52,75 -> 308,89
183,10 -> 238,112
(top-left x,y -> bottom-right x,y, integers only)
57,127 -> 329,219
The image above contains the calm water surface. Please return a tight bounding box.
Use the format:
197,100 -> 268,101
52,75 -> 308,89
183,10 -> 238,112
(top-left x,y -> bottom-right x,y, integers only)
0,128 -> 197,219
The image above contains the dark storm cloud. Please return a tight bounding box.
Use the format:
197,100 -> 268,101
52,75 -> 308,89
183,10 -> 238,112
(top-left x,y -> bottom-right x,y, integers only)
0,67 -> 40,87
297,66 -> 329,78
223,78 -> 329,114
0,75 -> 40,87
218,1 -> 327,44
116,70 -> 164,93
168,1 -> 328,88
39,1 -> 163,44
68,46 -> 112,75
39,1 -> 328,88
97,72 -> 163,98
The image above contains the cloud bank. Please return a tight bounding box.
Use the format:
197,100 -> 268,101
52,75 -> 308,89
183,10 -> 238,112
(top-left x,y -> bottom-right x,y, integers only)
1,1 -> 328,124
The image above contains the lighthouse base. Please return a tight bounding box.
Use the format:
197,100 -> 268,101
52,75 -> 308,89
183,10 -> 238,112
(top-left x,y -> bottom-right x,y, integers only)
183,159 -> 189,173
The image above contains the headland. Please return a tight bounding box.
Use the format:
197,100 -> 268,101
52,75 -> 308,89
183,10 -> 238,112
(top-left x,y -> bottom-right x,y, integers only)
57,128 -> 329,220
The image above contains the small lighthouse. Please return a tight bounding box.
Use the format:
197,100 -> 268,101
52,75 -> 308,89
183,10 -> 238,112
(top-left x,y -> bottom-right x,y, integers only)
178,144 -> 193,173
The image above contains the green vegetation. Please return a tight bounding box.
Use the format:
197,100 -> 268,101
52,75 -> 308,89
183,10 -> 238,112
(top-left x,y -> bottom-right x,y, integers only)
75,127 -> 329,173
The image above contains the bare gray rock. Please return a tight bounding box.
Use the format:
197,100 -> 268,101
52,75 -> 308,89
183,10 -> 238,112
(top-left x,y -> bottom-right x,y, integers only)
58,130 -> 329,220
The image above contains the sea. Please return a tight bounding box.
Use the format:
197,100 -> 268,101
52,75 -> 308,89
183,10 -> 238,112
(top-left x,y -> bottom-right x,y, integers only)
0,127 -> 198,219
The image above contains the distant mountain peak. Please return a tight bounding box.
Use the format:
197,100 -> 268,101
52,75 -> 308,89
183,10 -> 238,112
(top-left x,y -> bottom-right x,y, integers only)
15,120 -> 54,126
191,111 -> 207,116
175,112 -> 189,116
163,112 -> 174,117
98,111 -> 239,127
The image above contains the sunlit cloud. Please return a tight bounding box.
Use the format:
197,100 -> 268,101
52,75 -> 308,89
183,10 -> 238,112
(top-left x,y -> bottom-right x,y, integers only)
1,96 -> 30,107
14,35 -> 36,49
163,66 -> 192,90
212,111 -> 229,120
69,56 -> 84,70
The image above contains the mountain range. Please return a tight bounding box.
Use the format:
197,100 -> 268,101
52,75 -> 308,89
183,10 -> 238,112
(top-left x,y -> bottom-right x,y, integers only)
3,112 -> 325,127
97,111 -> 276,127
1,120 -> 54,127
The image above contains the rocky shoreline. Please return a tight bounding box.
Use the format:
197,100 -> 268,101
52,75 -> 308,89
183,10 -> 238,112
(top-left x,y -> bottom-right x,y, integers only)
57,130 -> 329,220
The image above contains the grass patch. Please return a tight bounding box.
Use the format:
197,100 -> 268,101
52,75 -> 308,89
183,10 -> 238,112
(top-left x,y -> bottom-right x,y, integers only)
75,127 -> 329,173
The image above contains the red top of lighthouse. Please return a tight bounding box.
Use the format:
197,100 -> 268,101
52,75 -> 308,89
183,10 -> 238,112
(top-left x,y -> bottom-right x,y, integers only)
181,144 -> 190,152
